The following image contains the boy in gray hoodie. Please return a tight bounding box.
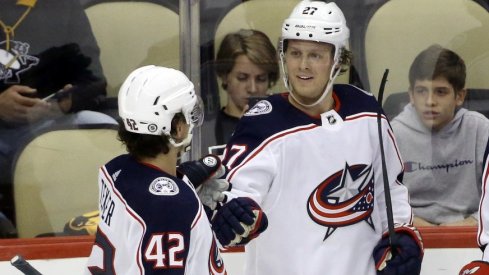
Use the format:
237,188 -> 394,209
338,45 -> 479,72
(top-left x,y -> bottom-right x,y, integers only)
391,44 -> 489,227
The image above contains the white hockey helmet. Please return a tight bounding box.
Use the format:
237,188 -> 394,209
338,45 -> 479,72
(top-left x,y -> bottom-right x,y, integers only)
280,0 -> 349,64
279,1 -> 350,107
118,65 -> 203,147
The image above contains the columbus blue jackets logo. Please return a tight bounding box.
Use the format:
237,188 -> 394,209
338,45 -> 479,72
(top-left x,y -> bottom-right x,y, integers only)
244,100 -> 272,116
307,163 -> 375,240
149,177 -> 179,196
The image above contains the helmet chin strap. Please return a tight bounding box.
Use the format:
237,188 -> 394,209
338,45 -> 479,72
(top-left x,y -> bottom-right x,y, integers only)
289,69 -> 338,108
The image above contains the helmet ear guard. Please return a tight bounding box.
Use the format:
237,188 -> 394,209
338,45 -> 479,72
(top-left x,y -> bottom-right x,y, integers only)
118,65 -> 203,148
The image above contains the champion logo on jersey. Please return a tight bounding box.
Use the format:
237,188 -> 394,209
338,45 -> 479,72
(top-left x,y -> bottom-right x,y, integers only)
404,159 -> 473,173
149,177 -> 179,196
307,163 -> 375,240
244,100 -> 272,116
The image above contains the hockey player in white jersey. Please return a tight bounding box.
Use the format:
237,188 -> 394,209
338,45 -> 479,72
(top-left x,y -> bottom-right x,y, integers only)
85,65 -> 227,274
459,143 -> 489,274
211,1 -> 424,275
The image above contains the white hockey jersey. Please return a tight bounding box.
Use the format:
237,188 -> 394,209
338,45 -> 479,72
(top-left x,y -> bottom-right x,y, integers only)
478,143 -> 489,261
85,154 -> 226,275
222,84 -> 413,275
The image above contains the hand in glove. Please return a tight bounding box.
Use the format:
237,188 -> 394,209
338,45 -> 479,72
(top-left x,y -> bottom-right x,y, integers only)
212,197 -> 268,247
178,154 -> 229,210
373,224 -> 424,275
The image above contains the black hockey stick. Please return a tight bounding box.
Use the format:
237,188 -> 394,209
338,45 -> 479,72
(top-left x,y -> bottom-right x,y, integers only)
10,255 -> 43,275
376,69 -> 398,248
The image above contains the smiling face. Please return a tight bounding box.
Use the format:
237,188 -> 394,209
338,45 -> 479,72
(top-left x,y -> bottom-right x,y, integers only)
222,54 -> 270,117
409,76 -> 466,131
284,40 -> 335,109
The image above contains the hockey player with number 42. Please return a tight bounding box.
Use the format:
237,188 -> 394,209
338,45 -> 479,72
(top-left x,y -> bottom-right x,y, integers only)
85,66 -> 227,274
211,1 -> 424,275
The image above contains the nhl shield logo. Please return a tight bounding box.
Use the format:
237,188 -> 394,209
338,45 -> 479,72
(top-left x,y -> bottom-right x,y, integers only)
149,177 -> 179,196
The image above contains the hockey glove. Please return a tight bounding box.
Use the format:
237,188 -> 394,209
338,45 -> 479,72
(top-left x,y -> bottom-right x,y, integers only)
177,154 -> 225,189
212,197 -> 268,247
198,179 -> 230,210
459,261 -> 489,274
373,224 -> 424,275
178,154 -> 229,210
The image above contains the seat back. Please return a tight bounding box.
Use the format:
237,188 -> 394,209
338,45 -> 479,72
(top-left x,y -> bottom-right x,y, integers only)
213,0 -> 350,107
382,91 -> 410,120
463,89 -> 489,119
365,0 -> 489,102
85,1 -> 180,97
13,127 -> 125,238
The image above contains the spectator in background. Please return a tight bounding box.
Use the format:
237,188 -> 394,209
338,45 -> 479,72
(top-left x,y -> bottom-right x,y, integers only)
0,0 -> 116,234
202,29 -> 279,155
391,44 -> 489,226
